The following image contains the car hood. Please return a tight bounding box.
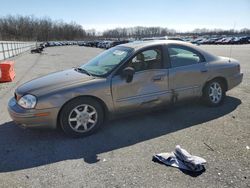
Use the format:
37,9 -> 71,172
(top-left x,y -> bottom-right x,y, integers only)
16,69 -> 95,96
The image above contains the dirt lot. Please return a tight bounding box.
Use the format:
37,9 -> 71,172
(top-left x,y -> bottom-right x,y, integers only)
0,45 -> 249,188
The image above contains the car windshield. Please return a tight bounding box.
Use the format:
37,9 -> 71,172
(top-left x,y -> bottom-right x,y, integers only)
80,46 -> 133,76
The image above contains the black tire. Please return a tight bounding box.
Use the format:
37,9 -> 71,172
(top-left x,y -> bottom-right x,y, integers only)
202,79 -> 226,107
59,97 -> 104,137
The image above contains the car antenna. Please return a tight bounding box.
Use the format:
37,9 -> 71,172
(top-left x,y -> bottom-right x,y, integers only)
229,22 -> 236,62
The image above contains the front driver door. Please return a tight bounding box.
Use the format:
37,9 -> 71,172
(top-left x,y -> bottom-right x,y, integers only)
111,46 -> 171,114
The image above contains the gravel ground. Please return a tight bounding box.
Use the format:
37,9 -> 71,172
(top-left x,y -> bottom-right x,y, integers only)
0,45 -> 249,188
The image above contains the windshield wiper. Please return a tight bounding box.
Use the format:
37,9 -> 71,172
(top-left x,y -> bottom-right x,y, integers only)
74,67 -> 92,76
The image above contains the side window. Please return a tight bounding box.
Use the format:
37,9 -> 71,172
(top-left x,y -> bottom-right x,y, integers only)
168,46 -> 204,68
128,48 -> 162,72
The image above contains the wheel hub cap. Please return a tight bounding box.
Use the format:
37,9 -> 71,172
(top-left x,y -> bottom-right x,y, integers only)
209,82 -> 222,104
68,104 -> 98,133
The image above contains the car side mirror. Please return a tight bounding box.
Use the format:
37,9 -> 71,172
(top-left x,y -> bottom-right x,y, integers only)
122,67 -> 135,83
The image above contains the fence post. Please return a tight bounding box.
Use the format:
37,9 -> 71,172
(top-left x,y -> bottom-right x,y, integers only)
11,43 -> 14,57
7,43 -> 10,59
1,43 -> 6,60
14,43 -> 17,56
18,43 -> 20,54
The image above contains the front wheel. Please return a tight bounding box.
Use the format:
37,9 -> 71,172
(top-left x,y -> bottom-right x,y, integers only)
59,97 -> 104,137
203,80 -> 226,107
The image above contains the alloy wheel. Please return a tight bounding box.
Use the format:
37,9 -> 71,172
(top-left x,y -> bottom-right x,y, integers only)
209,82 -> 222,104
68,104 -> 98,133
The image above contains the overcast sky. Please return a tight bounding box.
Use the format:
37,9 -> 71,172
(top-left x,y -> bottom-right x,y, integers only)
0,0 -> 249,31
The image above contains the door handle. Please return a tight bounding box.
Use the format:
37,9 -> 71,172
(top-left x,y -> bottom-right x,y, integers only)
200,69 -> 208,73
152,74 -> 165,81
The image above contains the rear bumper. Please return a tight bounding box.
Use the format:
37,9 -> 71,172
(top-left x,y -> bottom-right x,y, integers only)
8,97 -> 59,129
227,73 -> 243,90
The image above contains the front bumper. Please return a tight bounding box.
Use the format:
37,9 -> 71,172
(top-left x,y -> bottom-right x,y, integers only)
227,73 -> 243,90
8,97 -> 59,129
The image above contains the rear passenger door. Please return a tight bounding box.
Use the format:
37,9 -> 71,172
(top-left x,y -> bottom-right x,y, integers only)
167,45 -> 208,100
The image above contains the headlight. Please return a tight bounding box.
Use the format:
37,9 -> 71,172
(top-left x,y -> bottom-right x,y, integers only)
18,94 -> 37,109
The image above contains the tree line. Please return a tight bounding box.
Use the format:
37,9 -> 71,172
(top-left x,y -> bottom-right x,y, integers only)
103,27 -> 250,39
0,15 -> 89,41
0,15 -> 249,41
102,27 -> 176,39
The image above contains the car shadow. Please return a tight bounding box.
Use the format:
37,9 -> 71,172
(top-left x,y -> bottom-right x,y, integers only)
0,96 -> 241,172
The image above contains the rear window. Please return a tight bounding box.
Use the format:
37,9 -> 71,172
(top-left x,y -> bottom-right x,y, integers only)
168,45 -> 205,68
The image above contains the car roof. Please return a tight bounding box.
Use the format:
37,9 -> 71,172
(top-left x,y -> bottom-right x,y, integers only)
120,40 -> 198,50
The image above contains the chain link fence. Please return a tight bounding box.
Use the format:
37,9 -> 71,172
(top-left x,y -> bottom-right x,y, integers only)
0,41 -> 37,61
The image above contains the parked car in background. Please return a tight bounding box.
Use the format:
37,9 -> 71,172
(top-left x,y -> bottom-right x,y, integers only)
103,41 -> 112,49
232,36 -> 250,44
142,36 -> 168,41
221,37 -> 234,45
215,38 -> 228,45
190,38 -> 205,44
203,37 -> 221,44
91,41 -> 100,47
8,40 -> 243,137
106,40 -> 129,49
168,37 -> 183,41
78,41 -> 86,46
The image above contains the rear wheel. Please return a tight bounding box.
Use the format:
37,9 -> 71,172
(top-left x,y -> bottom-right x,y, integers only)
59,97 -> 104,137
203,79 -> 226,107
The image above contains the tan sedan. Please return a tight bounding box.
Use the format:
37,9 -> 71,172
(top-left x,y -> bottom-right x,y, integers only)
8,40 -> 243,137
